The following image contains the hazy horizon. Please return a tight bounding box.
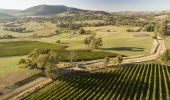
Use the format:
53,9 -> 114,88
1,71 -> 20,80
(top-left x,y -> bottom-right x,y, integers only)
0,0 -> 170,12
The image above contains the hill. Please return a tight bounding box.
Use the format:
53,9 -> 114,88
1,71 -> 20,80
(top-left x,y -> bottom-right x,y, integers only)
0,12 -> 14,18
12,5 -> 110,17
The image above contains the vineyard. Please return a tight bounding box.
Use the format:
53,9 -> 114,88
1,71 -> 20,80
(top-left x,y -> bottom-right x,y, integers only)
24,64 -> 170,100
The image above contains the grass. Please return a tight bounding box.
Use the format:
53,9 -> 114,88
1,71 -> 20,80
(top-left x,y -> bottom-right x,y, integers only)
39,27 -> 153,56
101,37 -> 152,56
0,56 -> 24,76
60,50 -> 119,62
0,41 -> 65,57
165,37 -> 170,49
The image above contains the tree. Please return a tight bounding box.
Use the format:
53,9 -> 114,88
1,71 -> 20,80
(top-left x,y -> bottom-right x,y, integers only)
18,58 -> 27,68
104,56 -> 110,67
45,64 -> 58,80
19,48 -> 55,70
84,37 -> 91,48
96,37 -> 103,48
79,28 -> 86,35
117,55 -> 123,64
144,24 -> 154,32
19,49 -> 60,80
90,37 -> 103,49
161,50 -> 169,65
83,32 -> 103,49
69,50 -> 77,63
40,52 -> 60,80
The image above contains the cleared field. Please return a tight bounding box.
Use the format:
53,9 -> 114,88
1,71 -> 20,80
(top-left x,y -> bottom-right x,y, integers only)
0,41 -> 64,57
0,56 -> 24,76
24,64 -> 170,100
165,37 -> 170,49
39,27 -> 153,56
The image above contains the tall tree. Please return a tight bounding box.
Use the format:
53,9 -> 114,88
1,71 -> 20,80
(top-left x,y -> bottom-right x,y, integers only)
104,56 -> 110,67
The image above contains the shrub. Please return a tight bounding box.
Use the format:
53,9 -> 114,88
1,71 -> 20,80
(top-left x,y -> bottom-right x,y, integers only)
56,40 -> 61,44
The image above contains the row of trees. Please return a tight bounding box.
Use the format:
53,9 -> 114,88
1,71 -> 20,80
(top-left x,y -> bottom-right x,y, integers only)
103,55 -> 124,67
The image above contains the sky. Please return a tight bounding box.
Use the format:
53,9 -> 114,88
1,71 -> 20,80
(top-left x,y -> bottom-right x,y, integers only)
0,0 -> 170,12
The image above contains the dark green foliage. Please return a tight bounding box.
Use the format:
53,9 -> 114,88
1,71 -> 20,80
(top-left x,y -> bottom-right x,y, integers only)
144,24 -> 155,32
24,64 -> 170,100
79,28 -> 91,35
0,41 -> 65,57
161,50 -> 170,65
116,55 -> 123,63
20,49 -> 60,70
56,40 -> 61,44
60,50 -> 118,62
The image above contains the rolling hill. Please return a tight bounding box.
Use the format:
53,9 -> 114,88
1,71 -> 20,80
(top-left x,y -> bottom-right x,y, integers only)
0,5 -> 110,17
17,5 -> 88,16
0,12 -> 14,18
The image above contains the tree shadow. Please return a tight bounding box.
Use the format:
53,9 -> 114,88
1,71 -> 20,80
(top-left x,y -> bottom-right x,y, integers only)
101,47 -> 144,52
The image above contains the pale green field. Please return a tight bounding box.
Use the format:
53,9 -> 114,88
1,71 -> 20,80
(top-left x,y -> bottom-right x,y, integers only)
165,37 -> 170,49
0,56 -> 24,76
39,30 -> 153,56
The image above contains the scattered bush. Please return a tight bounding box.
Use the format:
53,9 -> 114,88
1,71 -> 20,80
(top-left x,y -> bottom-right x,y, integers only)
0,34 -> 16,39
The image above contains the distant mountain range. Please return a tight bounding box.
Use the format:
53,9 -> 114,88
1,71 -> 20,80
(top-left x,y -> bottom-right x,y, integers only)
0,5 -> 110,17
0,5 -> 169,17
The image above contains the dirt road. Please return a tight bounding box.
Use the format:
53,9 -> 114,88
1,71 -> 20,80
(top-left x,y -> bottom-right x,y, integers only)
0,77 -> 48,100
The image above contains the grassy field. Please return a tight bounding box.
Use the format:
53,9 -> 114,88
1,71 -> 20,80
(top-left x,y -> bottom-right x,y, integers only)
0,41 -> 64,57
165,37 -> 170,49
24,64 -> 170,100
39,25 -> 153,56
0,56 -> 24,76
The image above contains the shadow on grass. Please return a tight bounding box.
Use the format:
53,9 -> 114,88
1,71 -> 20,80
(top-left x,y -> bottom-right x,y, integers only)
101,47 -> 144,52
